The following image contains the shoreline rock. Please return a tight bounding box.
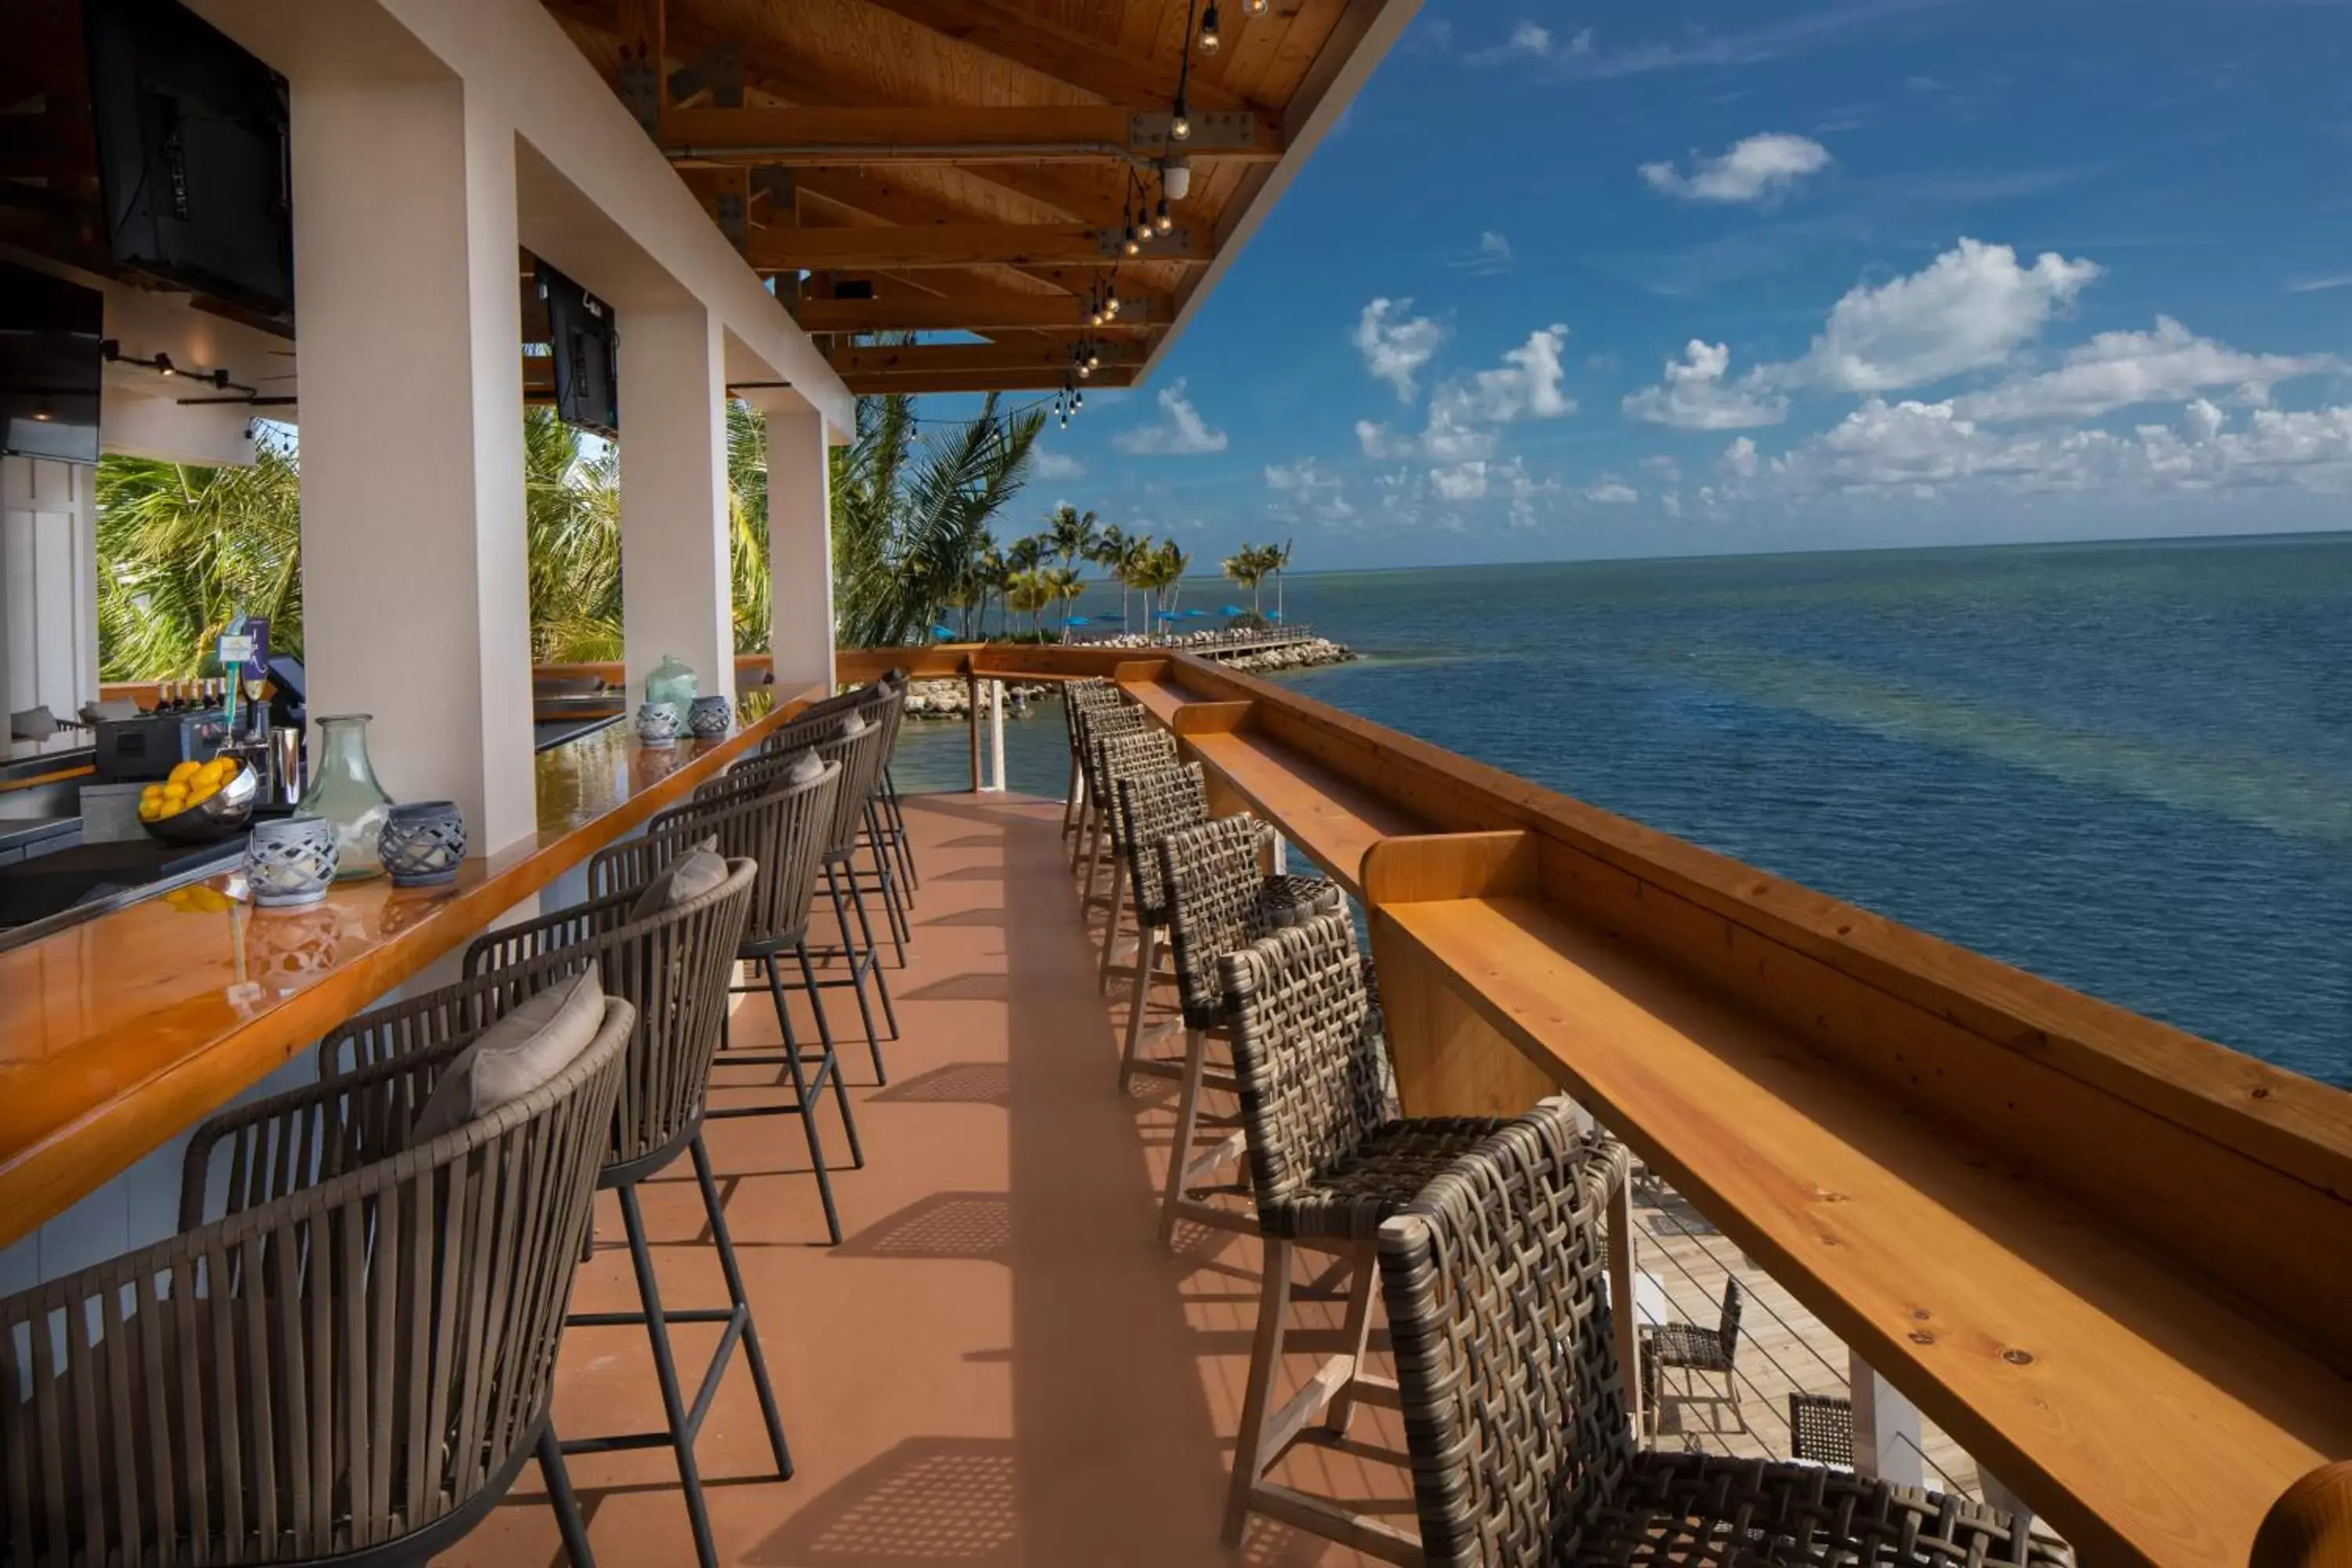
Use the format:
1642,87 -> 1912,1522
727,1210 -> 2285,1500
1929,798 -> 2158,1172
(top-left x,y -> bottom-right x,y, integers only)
1213,637 -> 1356,675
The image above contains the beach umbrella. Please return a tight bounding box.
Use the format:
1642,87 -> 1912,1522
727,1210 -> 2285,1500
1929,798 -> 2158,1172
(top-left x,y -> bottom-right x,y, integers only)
1065,616 -> 1091,626
1219,604 -> 1245,616
1181,608 -> 1207,618
930,624 -> 956,640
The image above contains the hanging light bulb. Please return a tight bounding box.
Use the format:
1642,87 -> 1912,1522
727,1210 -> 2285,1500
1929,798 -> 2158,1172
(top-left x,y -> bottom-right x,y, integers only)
1123,231 -> 1142,256
1171,97 -> 1192,141
1160,154 -> 1192,201
1156,197 -> 1174,234
1106,292 -> 1121,317
1087,346 -> 1103,370
154,353 -> 176,378
1242,0 -> 1267,14
1073,388 -> 1084,410
1200,2 -> 1221,53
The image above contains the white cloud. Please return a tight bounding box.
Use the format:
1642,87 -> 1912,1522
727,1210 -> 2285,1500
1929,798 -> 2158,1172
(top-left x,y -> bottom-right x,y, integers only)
1450,230 -> 1516,275
1356,324 -> 1576,463
1584,477 -> 1640,504
1431,461 -> 1491,500
2288,275 -> 2352,294
1352,299 -> 1446,403
1639,134 -> 1831,204
1949,317 -> 2339,423
1264,457 -> 1356,521
1466,20 -> 1588,64
1032,451 -> 1084,479
1112,379 -> 1228,456
1773,238 -> 2101,393
1624,340 -> 1791,430
1722,437 -> 1760,479
1661,491 -> 1685,519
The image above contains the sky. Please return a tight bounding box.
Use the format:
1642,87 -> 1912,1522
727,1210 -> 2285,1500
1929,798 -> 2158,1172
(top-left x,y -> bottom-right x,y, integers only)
994,0 -> 2352,570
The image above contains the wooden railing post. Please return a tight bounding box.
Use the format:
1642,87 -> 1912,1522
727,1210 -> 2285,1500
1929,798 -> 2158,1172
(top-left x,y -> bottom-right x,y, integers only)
2252,1464 -> 2352,1568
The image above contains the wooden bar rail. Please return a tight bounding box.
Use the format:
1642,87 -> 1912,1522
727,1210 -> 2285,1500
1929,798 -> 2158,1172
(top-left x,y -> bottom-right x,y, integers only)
0,684 -> 823,1250
815,641 -> 2351,1568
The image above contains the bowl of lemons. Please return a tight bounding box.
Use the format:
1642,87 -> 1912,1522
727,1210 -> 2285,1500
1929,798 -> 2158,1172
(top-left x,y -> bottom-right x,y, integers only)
139,753 -> 258,845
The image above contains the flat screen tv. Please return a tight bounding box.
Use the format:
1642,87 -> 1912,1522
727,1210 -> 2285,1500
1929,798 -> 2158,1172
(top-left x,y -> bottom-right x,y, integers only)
85,0 -> 295,320
537,260 -> 618,437
0,262 -> 105,464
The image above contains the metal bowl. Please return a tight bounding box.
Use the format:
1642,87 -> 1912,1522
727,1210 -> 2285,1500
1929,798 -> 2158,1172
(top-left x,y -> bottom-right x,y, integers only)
141,763 -> 259,846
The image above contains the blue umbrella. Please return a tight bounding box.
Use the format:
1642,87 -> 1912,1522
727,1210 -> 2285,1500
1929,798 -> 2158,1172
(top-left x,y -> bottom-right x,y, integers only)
1182,608 -> 1208,618
930,624 -> 956,639
1219,604 -> 1245,616
1098,610 -> 1124,621
1065,615 -> 1091,626
1268,611 -> 1285,622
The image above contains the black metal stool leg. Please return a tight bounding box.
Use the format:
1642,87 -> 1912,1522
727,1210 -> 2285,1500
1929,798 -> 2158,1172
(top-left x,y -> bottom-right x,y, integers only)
884,766 -> 918,891
617,1184 -> 721,1568
690,1134 -> 795,1479
864,800 -> 910,959
844,869 -> 901,1042
538,1421 -> 597,1568
798,940 -> 864,1168
825,862 -> 891,1081
768,954 -> 845,1243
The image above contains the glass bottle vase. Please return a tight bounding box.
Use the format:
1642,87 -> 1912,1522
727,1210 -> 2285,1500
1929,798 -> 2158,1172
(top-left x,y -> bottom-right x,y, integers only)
296,713 -> 395,880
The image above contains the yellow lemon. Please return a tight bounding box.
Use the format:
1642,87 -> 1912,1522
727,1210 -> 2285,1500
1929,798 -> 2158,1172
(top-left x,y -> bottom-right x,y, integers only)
137,799 -> 162,822
168,760 -> 201,786
140,783 -> 163,801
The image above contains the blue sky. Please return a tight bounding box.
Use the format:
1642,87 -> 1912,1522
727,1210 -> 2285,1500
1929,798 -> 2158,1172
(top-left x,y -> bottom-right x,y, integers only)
1000,0 -> 2352,570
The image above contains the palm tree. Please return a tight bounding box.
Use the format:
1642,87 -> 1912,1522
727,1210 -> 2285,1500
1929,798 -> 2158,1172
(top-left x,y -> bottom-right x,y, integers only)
1041,562 -> 1084,637
522,408 -> 622,660
1153,540 -> 1193,631
1004,568 -> 1053,637
1272,536 -> 1294,622
1094,523 -> 1134,628
95,433 -> 305,679
1118,532 -> 1156,633
1221,541 -> 1273,615
1046,504 -> 1099,580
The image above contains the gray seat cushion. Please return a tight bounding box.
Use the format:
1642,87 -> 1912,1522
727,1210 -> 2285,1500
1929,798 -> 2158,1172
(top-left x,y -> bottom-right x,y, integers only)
785,747 -> 826,786
410,964 -> 607,1144
627,846 -> 731,921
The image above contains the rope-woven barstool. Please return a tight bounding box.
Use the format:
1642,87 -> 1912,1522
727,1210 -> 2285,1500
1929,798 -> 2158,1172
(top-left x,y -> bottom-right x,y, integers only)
1060,677 -> 1121,841
862,672 -> 921,897
1085,725 -> 1178,942
1375,1098 -> 2067,1568
1071,697 -> 1144,874
768,702 -> 910,968
1216,911 -> 1510,1549
1077,708 -> 1160,900
454,854 -> 791,1568
625,756 -> 866,1242
1,974 -> 633,1568
1102,760 -> 1209,1004
1143,814 -> 1346,1243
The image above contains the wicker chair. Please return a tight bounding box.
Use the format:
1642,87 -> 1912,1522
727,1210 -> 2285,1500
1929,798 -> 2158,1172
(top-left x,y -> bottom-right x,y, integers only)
1787,1393 -> 1857,1469
769,699 -> 910,967
1,976 -> 633,1568
453,856 -> 789,1568
1105,760 -> 1209,1012
1216,913 -> 1509,1549
1639,1277 -> 1745,1437
1376,1099 -> 2065,1568
735,715 -> 898,1084
1059,677 -> 1121,841
1085,726 -> 1178,964
631,757 -> 866,1243
1071,699 -> 1145,875
860,672 -> 920,898
1144,813 -> 1346,1241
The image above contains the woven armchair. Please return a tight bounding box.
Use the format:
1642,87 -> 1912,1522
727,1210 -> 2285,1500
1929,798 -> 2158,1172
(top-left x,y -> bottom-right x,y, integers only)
1103,760 -> 1209,1007
1787,1393 -> 1856,1469
1070,701 -> 1145,873
648,759 -> 866,1243
1640,1277 -> 1745,1437
1060,677 -> 1121,840
2,978 -> 632,1568
1377,1099 -> 2066,1568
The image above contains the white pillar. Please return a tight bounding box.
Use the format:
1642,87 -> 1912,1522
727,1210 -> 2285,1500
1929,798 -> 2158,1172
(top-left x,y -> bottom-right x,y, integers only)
0,456 -> 99,724
766,408 -> 835,692
1851,1352 -> 1926,1486
619,304 -> 734,708
987,678 -> 1005,791
289,69 -> 535,852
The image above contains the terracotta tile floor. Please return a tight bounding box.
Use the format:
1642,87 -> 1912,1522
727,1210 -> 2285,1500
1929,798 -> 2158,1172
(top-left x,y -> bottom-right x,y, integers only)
442,792 -> 1401,1567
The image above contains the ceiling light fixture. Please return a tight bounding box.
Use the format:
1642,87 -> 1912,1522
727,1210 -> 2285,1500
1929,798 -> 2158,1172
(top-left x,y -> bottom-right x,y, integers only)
1200,2 -> 1221,53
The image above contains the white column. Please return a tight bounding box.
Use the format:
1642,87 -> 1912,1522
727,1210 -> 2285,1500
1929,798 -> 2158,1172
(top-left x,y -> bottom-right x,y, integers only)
619,304 -> 734,708
766,408 -> 835,692
987,678 -> 1005,791
0,456 -> 99,723
289,70 -> 535,852
1851,1352 -> 1926,1486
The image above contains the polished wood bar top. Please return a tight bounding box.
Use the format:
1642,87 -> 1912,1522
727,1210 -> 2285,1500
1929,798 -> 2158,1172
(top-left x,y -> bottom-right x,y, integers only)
0,685 -> 821,1248
1379,889 -> 2352,1568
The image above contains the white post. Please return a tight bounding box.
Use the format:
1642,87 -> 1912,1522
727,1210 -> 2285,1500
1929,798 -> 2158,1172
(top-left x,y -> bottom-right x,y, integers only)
1271,837 -> 1288,874
0,456 -> 100,723
288,68 -> 535,851
766,408 -> 835,694
1850,1352 -> 1926,1487
620,304 -> 734,708
1609,1167 -> 1643,1439
987,678 -> 1006,792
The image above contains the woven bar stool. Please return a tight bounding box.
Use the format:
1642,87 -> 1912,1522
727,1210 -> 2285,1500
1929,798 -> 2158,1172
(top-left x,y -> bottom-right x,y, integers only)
766,701 -> 911,968
1084,724 -> 1178,933
1141,813 -> 1345,1241
849,680 -> 915,953
1060,677 -> 1120,841
1078,709 -> 1162,901
739,717 -> 900,1081
1071,697 -> 1144,873
1099,759 -> 1209,998
452,855 -> 791,1568
862,672 -> 922,897
1217,912 -> 1511,1549
1,974 -> 632,1568
1376,1098 -> 2066,1568
630,756 -> 866,1241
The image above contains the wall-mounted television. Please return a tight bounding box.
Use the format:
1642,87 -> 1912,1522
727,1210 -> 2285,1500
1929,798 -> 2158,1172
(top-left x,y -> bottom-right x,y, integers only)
536,260 -> 618,437
85,0 -> 295,321
0,262 -> 105,465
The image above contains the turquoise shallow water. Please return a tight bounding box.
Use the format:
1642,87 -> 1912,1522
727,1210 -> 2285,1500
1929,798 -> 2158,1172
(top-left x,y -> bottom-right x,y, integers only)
895,533 -> 2352,1088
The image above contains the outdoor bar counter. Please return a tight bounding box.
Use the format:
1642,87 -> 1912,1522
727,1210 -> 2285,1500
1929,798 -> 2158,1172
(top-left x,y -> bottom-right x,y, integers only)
0,684 -> 822,1259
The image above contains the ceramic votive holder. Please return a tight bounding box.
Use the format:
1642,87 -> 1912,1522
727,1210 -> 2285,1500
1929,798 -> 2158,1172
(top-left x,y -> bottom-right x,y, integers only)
244,815 -> 339,908
688,694 -> 733,739
637,701 -> 682,749
379,800 -> 467,887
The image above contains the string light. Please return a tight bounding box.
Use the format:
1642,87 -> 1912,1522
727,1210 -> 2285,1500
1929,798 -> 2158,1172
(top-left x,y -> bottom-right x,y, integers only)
1242,0 -> 1266,13
1171,0 -> 1197,142
1171,96 -> 1191,141
1155,196 -> 1174,234
1200,2 -> 1221,53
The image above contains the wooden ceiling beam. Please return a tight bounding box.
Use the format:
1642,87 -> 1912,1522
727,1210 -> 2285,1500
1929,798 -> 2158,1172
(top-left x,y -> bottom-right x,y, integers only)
842,367 -> 1138,395
844,0 -> 1258,114
745,223 -> 1210,270
662,105 -> 1282,164
826,340 -> 1145,376
797,294 -> 1159,332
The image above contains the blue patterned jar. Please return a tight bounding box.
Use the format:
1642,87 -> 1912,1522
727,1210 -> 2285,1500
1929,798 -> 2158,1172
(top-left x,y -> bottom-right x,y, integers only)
688,694 -> 733,739
378,800 -> 467,887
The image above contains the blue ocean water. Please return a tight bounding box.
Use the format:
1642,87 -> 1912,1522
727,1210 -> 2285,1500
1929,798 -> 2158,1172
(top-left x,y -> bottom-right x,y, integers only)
897,533 -> 2352,1087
